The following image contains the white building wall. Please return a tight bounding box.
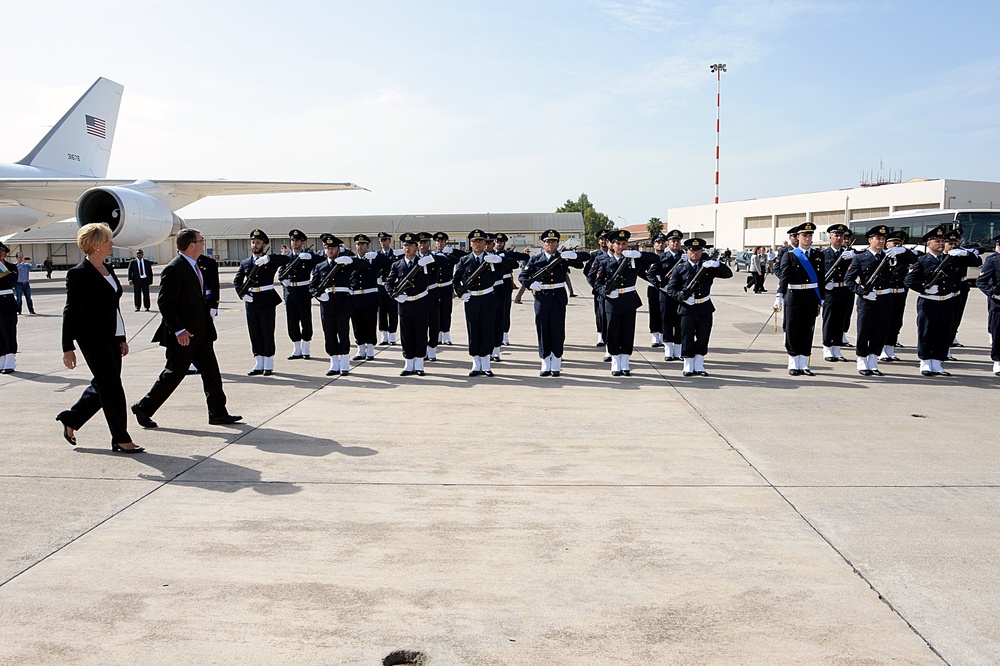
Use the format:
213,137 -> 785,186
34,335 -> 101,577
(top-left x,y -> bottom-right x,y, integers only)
664,178 -> 1000,251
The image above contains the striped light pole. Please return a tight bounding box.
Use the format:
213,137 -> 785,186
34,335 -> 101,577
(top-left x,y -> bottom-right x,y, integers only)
710,63 -> 726,205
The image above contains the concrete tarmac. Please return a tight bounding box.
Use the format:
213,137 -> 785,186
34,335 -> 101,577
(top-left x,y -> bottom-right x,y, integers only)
1,269 -> 997,664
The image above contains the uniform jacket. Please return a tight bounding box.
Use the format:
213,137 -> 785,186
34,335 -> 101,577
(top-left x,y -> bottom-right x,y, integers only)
310,256 -> 364,308
844,249 -> 891,296
594,251 -> 658,313
234,253 -> 291,309
822,246 -> 852,285
904,251 -> 978,296
886,248 -> 918,289
61,260 -> 126,353
647,250 -> 684,291
518,250 -> 590,311
666,258 -> 733,316
778,247 -> 826,306
352,253 -> 390,309
976,253 -> 1000,311
385,255 -> 433,314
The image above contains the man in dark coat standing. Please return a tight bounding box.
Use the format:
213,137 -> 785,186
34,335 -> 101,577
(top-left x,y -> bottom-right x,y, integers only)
127,249 -> 154,311
131,229 -> 241,428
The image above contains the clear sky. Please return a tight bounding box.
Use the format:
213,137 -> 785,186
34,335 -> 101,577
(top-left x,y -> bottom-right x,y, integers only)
3,0 -> 1000,229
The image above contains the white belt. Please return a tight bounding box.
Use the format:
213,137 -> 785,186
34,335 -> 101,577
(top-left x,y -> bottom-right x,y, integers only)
248,285 -> 275,293
493,278 -> 505,286
611,286 -> 637,295
436,279 -> 453,288
503,273 -> 513,280
918,292 -> 957,301
887,288 -> 905,294
538,282 -> 566,290
352,287 -> 379,295
828,282 -> 845,288
788,283 -> 818,290
0,289 -> 12,296
403,290 -> 429,301
690,295 -> 711,304
324,286 -> 352,294
468,287 -> 494,296
993,294 -> 1000,302
427,283 -> 438,290
287,280 -> 310,287
872,289 -> 894,296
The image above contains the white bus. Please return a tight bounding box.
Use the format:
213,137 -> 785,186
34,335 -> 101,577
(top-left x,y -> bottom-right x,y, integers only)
848,209 -> 1000,249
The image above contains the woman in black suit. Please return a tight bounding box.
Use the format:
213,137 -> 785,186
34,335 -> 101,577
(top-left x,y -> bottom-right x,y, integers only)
57,223 -> 143,453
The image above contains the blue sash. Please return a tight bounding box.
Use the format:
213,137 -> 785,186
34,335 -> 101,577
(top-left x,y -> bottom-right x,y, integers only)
791,248 -> 822,301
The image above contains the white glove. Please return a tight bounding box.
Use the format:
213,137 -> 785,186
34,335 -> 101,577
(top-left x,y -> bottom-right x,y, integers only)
364,251 -> 378,261
529,281 -> 542,293
684,295 -> 696,305
461,291 -> 471,302
703,260 -> 720,268
863,290 -> 877,301
773,295 -> 783,312
825,282 -> 835,291
606,289 -> 619,300
335,256 -> 353,265
841,250 -> 856,260
394,248 -> 405,256
948,248 -> 968,257
442,246 -> 453,254
484,254 -> 503,264
254,255 -> 270,266
418,255 -> 435,266
926,284 -> 939,294
395,294 -> 407,303
623,250 -> 641,259
210,308 -> 218,318
971,248 -> 980,256
298,252 -> 312,260
281,279 -> 291,287
318,292 -> 330,302
242,294 -> 253,303
560,251 -> 577,261
885,246 -> 906,257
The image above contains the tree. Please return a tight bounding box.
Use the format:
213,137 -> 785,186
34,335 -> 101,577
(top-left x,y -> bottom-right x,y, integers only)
556,193 -> 613,248
646,217 -> 664,242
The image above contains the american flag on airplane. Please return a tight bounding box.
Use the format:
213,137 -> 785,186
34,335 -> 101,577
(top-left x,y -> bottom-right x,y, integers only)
85,115 -> 106,139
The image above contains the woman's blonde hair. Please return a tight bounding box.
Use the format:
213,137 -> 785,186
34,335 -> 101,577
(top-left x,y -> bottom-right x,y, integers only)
77,223 -> 112,255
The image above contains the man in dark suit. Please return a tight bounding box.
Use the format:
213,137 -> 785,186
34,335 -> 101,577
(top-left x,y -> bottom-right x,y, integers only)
131,229 -> 241,427
127,249 -> 154,311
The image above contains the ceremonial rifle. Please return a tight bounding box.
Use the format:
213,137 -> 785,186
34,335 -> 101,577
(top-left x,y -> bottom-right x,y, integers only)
389,258 -> 425,299
277,245 -> 315,281
310,258 -> 350,299
922,254 -> 954,291
235,243 -> 270,299
680,262 -> 708,300
823,250 -> 850,282
525,255 -> 565,283
862,252 -> 893,294
454,256 -> 494,297
603,253 -> 631,294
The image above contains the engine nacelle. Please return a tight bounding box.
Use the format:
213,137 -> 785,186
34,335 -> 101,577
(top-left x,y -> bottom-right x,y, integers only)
76,184 -> 182,248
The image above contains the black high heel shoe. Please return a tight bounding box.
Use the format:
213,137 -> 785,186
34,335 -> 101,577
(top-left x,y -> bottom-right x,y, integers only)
56,416 -> 76,446
112,443 -> 145,453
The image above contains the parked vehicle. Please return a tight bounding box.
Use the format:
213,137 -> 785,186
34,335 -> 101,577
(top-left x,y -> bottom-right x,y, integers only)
734,250 -> 752,272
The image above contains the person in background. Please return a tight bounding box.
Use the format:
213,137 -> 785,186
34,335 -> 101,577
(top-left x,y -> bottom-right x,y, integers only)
14,252 -> 37,315
127,249 -> 154,312
43,256 -> 54,279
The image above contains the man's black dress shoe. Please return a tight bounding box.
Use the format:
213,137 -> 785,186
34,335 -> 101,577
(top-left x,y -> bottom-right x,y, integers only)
415,370 -> 425,376
551,371 -> 560,377
490,356 -> 501,362
921,370 -> 934,377
288,354 -> 303,360
468,370 -> 480,377
209,414 -> 243,425
788,369 -> 801,376
539,370 -> 551,377
611,370 -> 623,377
622,369 -> 631,376
247,369 -> 264,376
352,354 -> 366,361
696,370 -> 709,376
400,370 -> 415,376
482,370 -> 495,377
130,403 -> 158,428
262,369 -> 273,376
801,368 -> 815,376
326,370 -> 337,376
366,355 -> 375,361
859,369 -> 873,376
870,369 -> 884,376
938,370 -> 951,376
683,371 -> 696,377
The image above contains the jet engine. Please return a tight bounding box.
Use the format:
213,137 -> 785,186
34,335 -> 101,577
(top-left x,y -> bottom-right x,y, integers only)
76,182 -> 182,248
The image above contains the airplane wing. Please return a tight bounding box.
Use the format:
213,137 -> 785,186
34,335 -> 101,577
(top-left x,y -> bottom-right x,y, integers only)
0,178 -> 366,215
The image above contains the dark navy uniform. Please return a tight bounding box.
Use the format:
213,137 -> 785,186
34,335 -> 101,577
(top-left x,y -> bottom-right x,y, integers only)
375,232 -> 400,344
518,232 -> 590,376
0,243 -> 17,373
905,228 -> 981,375
384,234 -> 433,375
415,232 -> 442,361
309,235 -> 364,376
351,242 -> 389,361
453,230 -> 503,375
493,236 -> 529,349
882,231 -> 917,359
844,244 -> 894,375
666,239 -> 733,376
821,225 -> 855,360
431,233 -> 465,346
278,231 -> 324,359
776,223 -> 826,375
947,234 -> 983,349
233,230 -> 292,375
648,241 -> 685,361
975,237 -> 1000,375
584,233 -> 610,345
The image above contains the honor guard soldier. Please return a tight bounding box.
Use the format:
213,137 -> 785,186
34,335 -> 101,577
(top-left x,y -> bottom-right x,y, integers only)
234,229 -> 292,376
844,224 -> 902,376
944,229 -> 982,354
384,232 -> 435,376
880,230 -> 918,361
491,232 -> 529,349
772,228 -> 800,281
821,223 -> 856,362
0,242 -> 17,373
775,222 -> 827,376
309,234 -> 364,376
646,233 -> 667,348
648,229 -> 685,361
453,229 -> 504,376
279,229 -> 324,360
416,232 -> 443,361
666,238 -> 732,376
903,225 -> 980,376
350,234 -> 385,362
375,232 -> 401,345
432,232 -> 465,346
584,229 -> 611,348
519,229 -> 590,376
975,233 -> 1000,376
594,229 -> 658,376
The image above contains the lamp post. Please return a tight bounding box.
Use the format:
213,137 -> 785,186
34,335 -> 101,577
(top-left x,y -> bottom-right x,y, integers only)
710,63 -> 726,247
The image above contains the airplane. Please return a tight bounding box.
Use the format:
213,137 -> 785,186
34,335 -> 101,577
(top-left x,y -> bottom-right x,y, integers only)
0,77 -> 365,248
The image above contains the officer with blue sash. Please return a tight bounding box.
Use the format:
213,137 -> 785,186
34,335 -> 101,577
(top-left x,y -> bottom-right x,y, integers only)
775,222 -> 826,376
